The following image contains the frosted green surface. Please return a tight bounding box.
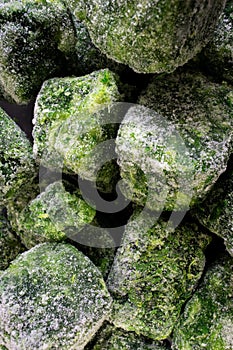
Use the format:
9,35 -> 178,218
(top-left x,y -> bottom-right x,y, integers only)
173,254 -> 233,350
116,70 -> 233,211
85,323 -> 167,350
0,107 -> 36,206
71,0 -> 225,73
0,243 -> 112,349
107,215 -> 210,340
0,0 -> 76,104
14,181 -> 95,249
193,165 -> 233,256
202,1 -> 233,84
0,208 -> 23,270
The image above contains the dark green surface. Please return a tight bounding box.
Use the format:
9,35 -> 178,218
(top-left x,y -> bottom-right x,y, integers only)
107,214 -> 210,340
0,0 -> 76,104
0,208 -> 24,271
0,107 -> 36,206
85,323 -> 167,350
13,181 -> 95,249
201,0 -> 233,84
192,164 -> 233,256
71,0 -> 225,73
172,254 -> 233,349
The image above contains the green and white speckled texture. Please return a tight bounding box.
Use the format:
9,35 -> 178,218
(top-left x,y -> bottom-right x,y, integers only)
0,208 -> 24,271
0,0 -> 76,104
0,243 -> 112,350
107,214 -> 210,340
116,70 -> 233,211
201,0 -> 233,84
85,323 -> 167,350
172,254 -> 233,350
33,69 -> 120,163
192,164 -> 233,257
71,0 -> 226,73
13,181 -> 95,249
0,107 -> 36,206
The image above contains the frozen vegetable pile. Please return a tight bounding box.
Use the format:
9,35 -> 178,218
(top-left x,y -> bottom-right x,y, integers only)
0,0 -> 233,349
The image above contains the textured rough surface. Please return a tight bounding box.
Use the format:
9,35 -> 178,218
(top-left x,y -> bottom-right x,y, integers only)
173,254 -> 233,350
116,70 -> 233,211
72,0 -> 226,73
85,323 -> 167,350
12,181 -> 95,249
0,243 -> 112,350
71,17 -> 128,77
0,0 -> 77,104
201,1 -> 233,84
0,107 -> 36,206
6,180 -> 39,236
107,214 -> 210,340
0,208 -> 23,271
74,224 -> 116,279
33,69 -> 121,192
192,163 -> 233,256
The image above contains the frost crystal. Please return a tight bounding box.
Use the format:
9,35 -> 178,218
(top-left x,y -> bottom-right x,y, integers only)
0,243 -> 112,350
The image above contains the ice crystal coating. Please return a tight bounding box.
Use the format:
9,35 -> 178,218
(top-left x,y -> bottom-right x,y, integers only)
192,163 -> 233,256
201,1 -> 233,84
107,214 -> 210,340
12,181 -> 95,249
0,208 -> 23,270
116,70 -> 233,211
0,0 -> 77,104
71,0 -> 226,73
172,254 -> 233,350
85,323 -> 167,350
0,107 -> 36,206
0,243 -> 112,350
71,18 -> 128,77
33,69 -> 121,192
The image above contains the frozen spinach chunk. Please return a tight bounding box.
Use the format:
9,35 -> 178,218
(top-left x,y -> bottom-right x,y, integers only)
107,215 -> 210,340
0,207 -> 23,270
116,70 -> 233,211
0,107 -> 36,205
85,323 -> 167,350
33,69 -> 121,192
192,164 -> 233,257
0,243 -> 112,350
71,0 -> 225,73
201,1 -> 233,84
173,254 -> 233,350
0,0 -> 76,104
14,181 -> 95,249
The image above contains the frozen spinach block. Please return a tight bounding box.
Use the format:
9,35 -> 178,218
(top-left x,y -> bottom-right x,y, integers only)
6,180 -> 40,233
71,0 -> 225,73
116,70 -> 233,211
85,323 -> 167,350
0,0 -> 76,104
201,0 -> 233,84
0,207 -> 24,271
0,243 -> 112,350
192,164 -> 233,257
107,215 -> 210,340
0,107 -> 36,206
13,181 -> 95,249
33,69 -> 121,191
71,18 -> 128,78
172,254 -> 233,350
